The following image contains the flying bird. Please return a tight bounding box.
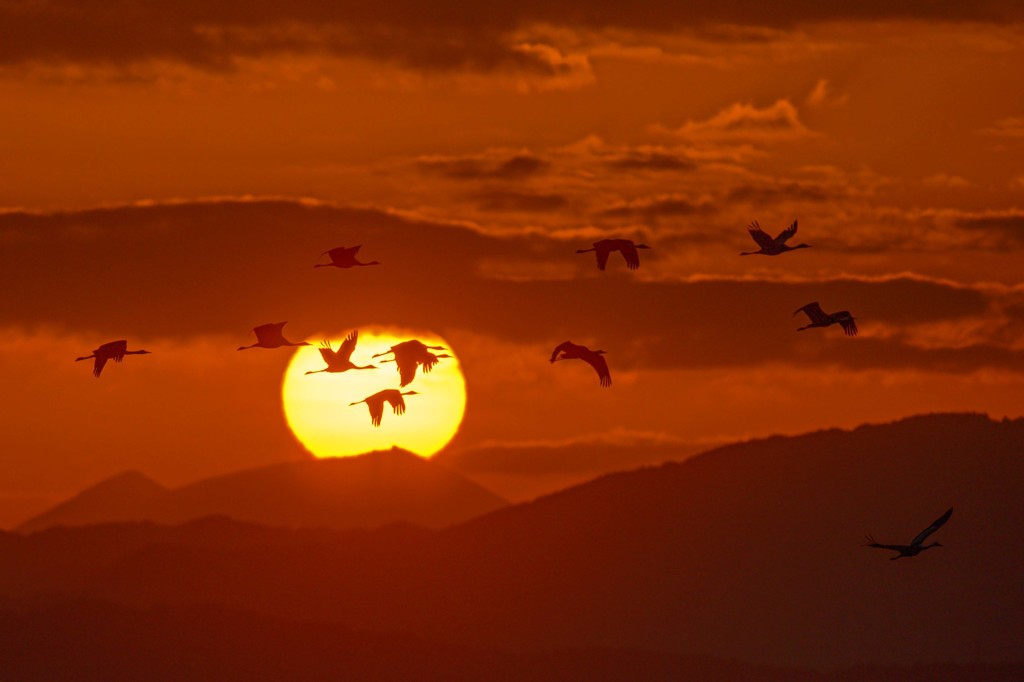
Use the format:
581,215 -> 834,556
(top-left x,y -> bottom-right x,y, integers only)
577,239 -> 651,271
794,302 -> 858,336
305,330 -> 377,375
75,340 -> 151,378
550,341 -> 611,387
315,245 -> 380,269
237,322 -> 310,351
866,508 -> 953,560
740,220 -> 810,256
349,389 -> 418,427
372,340 -> 451,387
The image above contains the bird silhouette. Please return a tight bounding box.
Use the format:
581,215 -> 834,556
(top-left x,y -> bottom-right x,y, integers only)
794,302 -> 858,336
577,239 -> 651,271
866,508 -> 953,560
740,220 -> 810,256
75,340 -> 151,378
550,341 -> 611,387
372,340 -> 451,387
305,330 -> 377,375
315,245 -> 380,269
237,322 -> 310,351
349,389 -> 418,427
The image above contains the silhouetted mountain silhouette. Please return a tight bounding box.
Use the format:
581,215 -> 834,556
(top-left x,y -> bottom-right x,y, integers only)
740,219 -> 810,256
576,238 -> 650,270
75,340 -> 151,377
19,449 -> 506,533
5,415 -> 1022,669
4,600 -> 1017,682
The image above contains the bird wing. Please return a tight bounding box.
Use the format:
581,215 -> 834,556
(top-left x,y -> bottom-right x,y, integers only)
911,507 -> 953,546
385,392 -> 407,415
747,221 -> 775,249
395,355 -> 419,387
324,246 -> 353,261
550,341 -> 579,362
620,242 -> 641,270
865,538 -> 906,552
254,322 -> 287,346
338,329 -> 359,361
794,302 -> 827,324
583,352 -> 612,387
367,397 -> 384,427
93,355 -> 108,378
317,340 -> 339,364
419,352 -> 439,374
775,220 -> 798,244
834,312 -> 858,336
595,245 -> 610,271
99,340 -> 128,363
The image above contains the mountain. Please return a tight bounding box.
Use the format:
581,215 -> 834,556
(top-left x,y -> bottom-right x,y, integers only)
17,471 -> 167,533
18,449 -> 507,533
4,414 -> 1023,669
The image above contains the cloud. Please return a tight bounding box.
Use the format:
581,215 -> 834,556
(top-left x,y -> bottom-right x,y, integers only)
978,116 -> 1024,139
604,151 -> 697,172
656,99 -> 816,142
923,173 -> 972,188
805,78 -> 848,107
416,154 -> 549,180
472,189 -> 569,212
596,195 -> 713,222
953,210 -> 1024,243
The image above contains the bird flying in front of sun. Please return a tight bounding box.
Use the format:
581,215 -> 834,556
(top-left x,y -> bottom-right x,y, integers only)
281,328 -> 466,459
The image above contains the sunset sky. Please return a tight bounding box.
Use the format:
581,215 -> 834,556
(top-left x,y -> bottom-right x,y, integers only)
1,1 -> 1023,527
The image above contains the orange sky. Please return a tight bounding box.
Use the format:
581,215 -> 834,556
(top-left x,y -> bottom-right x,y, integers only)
0,2 -> 1022,526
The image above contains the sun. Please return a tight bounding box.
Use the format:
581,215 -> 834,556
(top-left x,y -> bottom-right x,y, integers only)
281,328 -> 466,459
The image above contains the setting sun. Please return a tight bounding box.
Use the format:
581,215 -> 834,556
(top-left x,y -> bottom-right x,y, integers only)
281,328 -> 466,459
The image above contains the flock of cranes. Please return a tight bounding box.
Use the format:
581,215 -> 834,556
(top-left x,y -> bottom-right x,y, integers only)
72,223 -> 949,558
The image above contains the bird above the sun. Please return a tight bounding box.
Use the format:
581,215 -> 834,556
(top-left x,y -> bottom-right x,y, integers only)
75,340 -> 151,378
740,219 -> 810,256
315,245 -> 380,269
866,508 -> 953,560
577,238 -> 651,271
794,302 -> 858,336
372,339 -> 452,387
237,322 -> 310,351
305,330 -> 377,375
550,341 -> 612,387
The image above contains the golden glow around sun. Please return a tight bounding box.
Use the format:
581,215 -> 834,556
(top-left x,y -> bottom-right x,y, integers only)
282,328 -> 466,459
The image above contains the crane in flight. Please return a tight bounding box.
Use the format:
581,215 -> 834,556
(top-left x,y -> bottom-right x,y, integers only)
315,245 -> 380,269
866,508 -> 953,560
305,330 -> 377,375
237,322 -> 310,350
577,239 -> 651,271
794,302 -> 858,336
372,340 -> 451,387
740,220 -> 810,256
550,341 -> 611,387
349,389 -> 418,427
75,340 -> 151,378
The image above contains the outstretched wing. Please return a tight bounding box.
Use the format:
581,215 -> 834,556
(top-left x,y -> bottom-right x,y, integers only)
794,302 -> 827,324
420,352 -> 440,374
395,356 -> 419,387
385,392 -> 407,416
595,244 -> 610,271
620,242 -> 641,270
550,341 -> 579,363
368,399 -> 384,427
254,322 -> 287,346
834,312 -> 858,336
317,340 -> 338,364
911,508 -> 953,547
865,536 -> 904,552
583,353 -> 612,387
338,329 -> 359,361
93,355 -> 109,378
99,340 -> 128,363
775,220 -> 798,244
747,221 -> 775,249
